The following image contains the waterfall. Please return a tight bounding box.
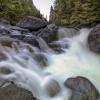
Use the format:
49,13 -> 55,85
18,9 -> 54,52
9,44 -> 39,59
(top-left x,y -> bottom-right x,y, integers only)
0,28 -> 100,100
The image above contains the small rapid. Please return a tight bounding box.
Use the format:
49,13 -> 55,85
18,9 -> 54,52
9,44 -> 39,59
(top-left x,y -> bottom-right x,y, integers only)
0,28 -> 100,100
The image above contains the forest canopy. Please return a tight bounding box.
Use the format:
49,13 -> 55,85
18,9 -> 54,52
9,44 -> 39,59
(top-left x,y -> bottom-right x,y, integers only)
50,0 -> 100,26
0,0 -> 42,24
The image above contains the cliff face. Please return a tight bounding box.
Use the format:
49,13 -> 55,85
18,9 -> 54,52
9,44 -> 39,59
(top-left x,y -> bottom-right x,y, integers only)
50,0 -> 100,26
0,0 -> 41,24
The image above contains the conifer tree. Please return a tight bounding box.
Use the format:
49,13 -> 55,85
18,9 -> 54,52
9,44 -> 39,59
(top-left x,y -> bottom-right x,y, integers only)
0,0 -> 41,24
50,0 -> 100,26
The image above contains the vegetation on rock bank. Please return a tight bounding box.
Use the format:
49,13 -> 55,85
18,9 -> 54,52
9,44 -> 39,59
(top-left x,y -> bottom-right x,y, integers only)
0,0 -> 42,25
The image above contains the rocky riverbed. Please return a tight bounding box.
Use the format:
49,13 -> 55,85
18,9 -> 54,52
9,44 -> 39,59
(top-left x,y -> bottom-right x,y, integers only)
0,16 -> 100,100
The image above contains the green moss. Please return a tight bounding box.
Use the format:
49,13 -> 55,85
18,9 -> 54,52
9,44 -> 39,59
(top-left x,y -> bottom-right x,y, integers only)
0,0 -> 41,25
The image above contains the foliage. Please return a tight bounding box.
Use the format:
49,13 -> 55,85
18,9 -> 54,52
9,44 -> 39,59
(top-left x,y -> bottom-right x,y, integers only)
0,0 -> 42,25
50,0 -> 100,26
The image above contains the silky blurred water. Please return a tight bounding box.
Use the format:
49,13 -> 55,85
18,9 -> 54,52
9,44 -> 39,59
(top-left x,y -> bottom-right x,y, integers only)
0,28 -> 100,100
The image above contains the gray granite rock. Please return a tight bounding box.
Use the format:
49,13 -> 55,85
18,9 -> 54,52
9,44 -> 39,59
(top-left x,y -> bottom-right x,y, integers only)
17,16 -> 48,31
0,81 -> 37,100
64,76 -> 100,100
88,23 -> 100,54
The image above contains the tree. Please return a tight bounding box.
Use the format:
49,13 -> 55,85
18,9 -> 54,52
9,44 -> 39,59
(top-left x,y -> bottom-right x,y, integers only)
50,0 -> 100,26
0,0 -> 41,25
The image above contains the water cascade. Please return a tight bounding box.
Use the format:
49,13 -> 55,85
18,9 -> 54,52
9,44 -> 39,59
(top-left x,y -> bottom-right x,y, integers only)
0,28 -> 100,100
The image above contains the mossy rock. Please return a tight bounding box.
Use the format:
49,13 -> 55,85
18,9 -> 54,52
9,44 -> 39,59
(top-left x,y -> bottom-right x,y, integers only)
0,0 -> 41,25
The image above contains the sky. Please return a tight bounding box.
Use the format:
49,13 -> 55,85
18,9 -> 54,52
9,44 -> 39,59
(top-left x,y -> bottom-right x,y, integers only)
32,0 -> 55,20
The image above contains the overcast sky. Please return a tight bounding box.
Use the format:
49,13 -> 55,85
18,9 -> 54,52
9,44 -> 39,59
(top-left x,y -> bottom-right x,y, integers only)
32,0 -> 55,20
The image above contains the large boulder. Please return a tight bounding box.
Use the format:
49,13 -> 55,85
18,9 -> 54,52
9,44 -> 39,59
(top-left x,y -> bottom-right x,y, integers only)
17,16 -> 48,31
0,81 -> 36,100
88,23 -> 100,53
35,24 -> 58,43
34,25 -> 79,44
0,0 -> 41,25
64,76 -> 100,100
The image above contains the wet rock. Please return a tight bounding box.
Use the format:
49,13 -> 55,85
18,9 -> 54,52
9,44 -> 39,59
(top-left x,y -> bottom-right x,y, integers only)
0,67 -> 14,75
37,24 -> 59,43
69,92 -> 88,100
64,76 -> 100,100
23,36 -> 53,53
49,42 -> 63,49
10,34 -> 25,40
0,28 -> 9,36
18,42 -> 39,54
33,53 -> 48,67
0,36 -> 40,53
32,28 -> 44,36
48,37 -> 71,54
0,81 -> 36,100
49,42 -> 65,54
88,23 -> 100,53
50,47 -> 64,54
9,26 -> 29,36
49,39 -> 70,53
0,36 -> 20,47
43,76 -> 61,97
17,16 -> 48,31
10,26 -> 29,32
49,40 -> 69,49
0,52 -> 8,61
9,30 -> 22,36
36,25 -> 78,44
0,24 -> 29,36
0,24 -> 10,36
23,35 -> 40,48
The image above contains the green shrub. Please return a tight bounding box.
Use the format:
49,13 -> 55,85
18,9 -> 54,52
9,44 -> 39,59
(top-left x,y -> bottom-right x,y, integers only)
0,0 -> 41,25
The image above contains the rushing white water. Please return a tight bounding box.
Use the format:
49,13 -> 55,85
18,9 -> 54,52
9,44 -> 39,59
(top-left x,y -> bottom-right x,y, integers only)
0,28 -> 100,100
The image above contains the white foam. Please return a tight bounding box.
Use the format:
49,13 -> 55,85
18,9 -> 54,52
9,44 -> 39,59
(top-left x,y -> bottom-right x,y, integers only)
0,28 -> 100,100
